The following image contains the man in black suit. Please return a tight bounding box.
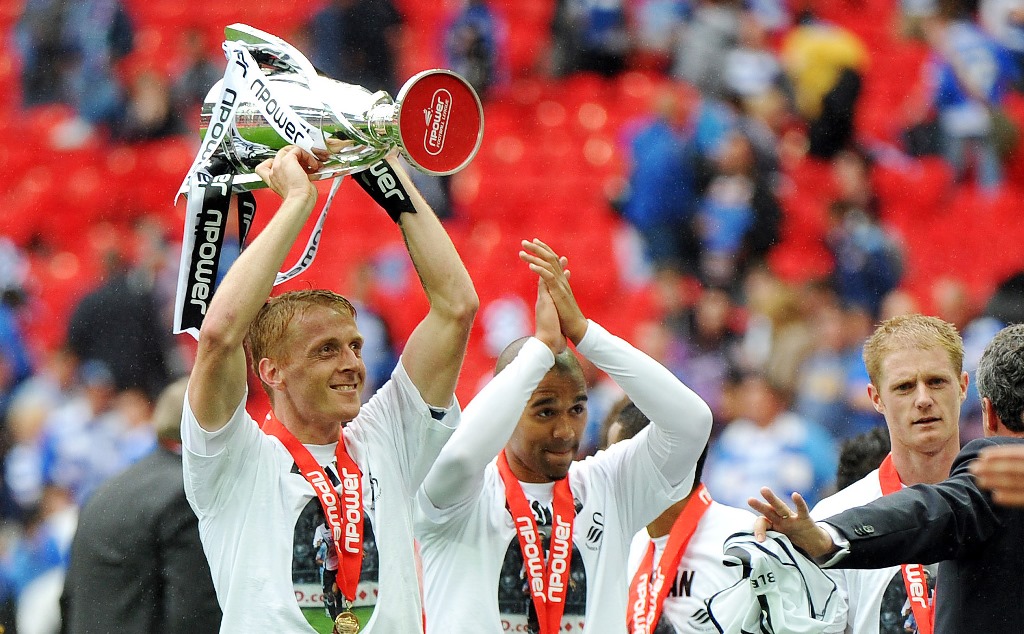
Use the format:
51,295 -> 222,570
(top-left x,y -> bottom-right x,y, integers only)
751,322 -> 1024,633
61,377 -> 221,634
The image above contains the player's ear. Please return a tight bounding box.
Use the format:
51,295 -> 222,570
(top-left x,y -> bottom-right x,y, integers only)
259,357 -> 283,390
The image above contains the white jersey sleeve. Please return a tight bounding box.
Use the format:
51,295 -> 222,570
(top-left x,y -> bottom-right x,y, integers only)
349,358 -> 461,497
575,321 -> 712,518
181,387 -> 263,516
419,337 -> 554,514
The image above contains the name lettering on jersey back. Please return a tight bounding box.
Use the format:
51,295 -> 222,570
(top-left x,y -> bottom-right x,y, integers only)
668,570 -> 695,598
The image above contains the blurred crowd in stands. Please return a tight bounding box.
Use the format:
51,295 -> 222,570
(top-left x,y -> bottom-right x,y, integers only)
3,0 -> 1024,631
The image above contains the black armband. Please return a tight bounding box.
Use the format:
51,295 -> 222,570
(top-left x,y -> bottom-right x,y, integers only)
354,159 -> 417,223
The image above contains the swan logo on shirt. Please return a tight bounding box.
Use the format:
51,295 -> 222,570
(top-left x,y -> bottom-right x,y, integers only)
585,512 -> 604,548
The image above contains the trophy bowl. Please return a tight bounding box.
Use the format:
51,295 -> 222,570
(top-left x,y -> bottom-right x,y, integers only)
196,23 -> 485,189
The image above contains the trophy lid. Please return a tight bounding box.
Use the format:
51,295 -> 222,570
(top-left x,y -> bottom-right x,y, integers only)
395,70 -> 484,176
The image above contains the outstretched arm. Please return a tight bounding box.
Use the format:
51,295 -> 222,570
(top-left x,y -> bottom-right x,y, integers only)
384,157 -> 478,408
421,279 -> 562,510
188,146 -> 322,432
520,238 -> 713,487
752,444 -> 1004,568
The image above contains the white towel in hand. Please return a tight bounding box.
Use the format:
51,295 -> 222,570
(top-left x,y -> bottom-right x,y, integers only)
703,531 -> 845,634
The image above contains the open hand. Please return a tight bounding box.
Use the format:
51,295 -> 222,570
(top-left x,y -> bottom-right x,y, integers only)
749,487 -> 835,560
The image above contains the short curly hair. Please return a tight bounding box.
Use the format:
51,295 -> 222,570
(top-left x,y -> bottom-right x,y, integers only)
976,323 -> 1024,433
836,426 -> 891,490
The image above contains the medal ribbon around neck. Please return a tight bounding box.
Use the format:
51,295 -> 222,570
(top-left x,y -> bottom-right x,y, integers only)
626,484 -> 712,634
262,411 -> 364,603
497,450 -> 576,634
878,453 -> 935,634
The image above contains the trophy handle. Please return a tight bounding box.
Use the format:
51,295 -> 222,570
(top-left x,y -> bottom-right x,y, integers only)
393,70 -> 484,176
225,23 -> 320,86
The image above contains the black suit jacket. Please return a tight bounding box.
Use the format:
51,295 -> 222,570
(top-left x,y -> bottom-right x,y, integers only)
61,447 -> 221,634
823,437 -> 1024,633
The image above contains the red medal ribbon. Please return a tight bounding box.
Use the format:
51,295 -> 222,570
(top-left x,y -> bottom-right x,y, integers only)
497,450 -> 576,634
878,454 -> 935,634
626,484 -> 713,634
262,411 -> 364,603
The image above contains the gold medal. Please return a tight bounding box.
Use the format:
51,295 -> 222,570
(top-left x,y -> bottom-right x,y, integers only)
333,611 -> 360,634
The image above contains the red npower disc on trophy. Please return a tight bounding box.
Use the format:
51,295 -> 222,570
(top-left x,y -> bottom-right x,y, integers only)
396,69 -> 484,176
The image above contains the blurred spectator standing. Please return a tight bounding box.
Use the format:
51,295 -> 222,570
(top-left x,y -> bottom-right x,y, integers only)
443,0 -> 506,101
672,0 -> 741,100
306,0 -> 405,93
924,0 -> 1018,190
825,201 -> 904,319
15,0 -> 68,107
37,360 -> 153,507
825,149 -> 904,318
557,0 -> 630,76
114,69 -> 186,143
723,11 -> 785,103
980,0 -> 1024,89
736,267 -> 814,394
837,306 -> 886,437
15,0 -> 134,134
674,286 -> 740,421
627,0 -> 689,73
66,251 -> 173,401
704,371 -> 837,508
0,240 -> 34,421
781,11 -> 868,159
694,129 -> 781,288
830,147 -> 879,221
171,28 -> 221,121
1,486 -> 76,634
931,276 -> 1004,440
125,216 -> 181,337
794,300 -> 855,440
617,86 -> 700,275
4,348 -> 79,516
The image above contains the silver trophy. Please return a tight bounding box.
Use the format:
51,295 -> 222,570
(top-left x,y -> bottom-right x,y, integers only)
192,23 -> 485,190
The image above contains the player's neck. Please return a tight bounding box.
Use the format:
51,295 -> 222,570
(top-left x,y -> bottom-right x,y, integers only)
647,495 -> 690,538
273,408 -> 340,445
891,442 -> 959,486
